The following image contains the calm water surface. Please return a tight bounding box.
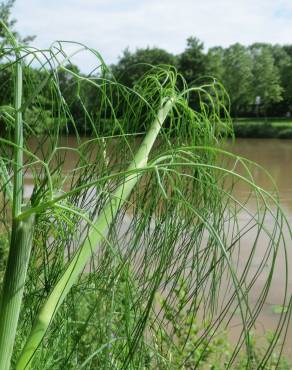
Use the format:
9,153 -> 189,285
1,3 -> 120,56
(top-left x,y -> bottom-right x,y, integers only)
225,139 -> 292,358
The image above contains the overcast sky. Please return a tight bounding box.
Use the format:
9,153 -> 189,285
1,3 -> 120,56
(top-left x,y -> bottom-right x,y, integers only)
12,0 -> 292,71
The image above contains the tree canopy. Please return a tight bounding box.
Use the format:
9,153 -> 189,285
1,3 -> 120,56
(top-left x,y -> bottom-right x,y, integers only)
2,0 -> 292,134
0,0 -> 34,50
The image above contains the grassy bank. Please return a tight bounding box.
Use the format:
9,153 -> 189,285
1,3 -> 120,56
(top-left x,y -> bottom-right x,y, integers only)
233,118 -> 292,138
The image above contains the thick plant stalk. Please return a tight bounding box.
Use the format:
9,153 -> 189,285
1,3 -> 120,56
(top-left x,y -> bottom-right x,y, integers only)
0,21 -> 23,218
0,216 -> 35,370
0,33 -> 35,370
12,59 -> 24,218
16,97 -> 175,369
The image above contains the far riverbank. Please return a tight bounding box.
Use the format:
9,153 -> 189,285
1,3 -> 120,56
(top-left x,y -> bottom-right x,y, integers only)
233,118 -> 292,138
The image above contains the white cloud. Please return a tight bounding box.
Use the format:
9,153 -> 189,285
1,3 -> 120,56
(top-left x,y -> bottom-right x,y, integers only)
12,0 -> 292,72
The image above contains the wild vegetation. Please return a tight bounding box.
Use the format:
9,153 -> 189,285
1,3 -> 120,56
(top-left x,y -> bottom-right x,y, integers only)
0,2 -> 292,370
0,1 -> 291,370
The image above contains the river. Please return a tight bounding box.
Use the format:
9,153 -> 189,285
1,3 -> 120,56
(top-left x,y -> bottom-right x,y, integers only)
225,139 -> 292,359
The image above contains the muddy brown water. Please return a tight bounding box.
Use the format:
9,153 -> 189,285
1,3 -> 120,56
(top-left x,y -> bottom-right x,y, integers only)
224,139 -> 292,359
23,137 -> 292,359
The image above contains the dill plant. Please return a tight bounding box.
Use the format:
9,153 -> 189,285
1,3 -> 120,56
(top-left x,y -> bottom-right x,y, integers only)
0,22 -> 291,369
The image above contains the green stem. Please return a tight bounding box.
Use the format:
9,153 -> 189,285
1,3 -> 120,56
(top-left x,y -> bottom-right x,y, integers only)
12,59 -> 24,218
0,22 -> 35,370
0,21 -> 23,215
0,216 -> 35,370
16,97 -> 175,369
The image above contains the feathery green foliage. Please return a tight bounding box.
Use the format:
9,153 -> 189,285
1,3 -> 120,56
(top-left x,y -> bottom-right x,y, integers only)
0,22 -> 291,370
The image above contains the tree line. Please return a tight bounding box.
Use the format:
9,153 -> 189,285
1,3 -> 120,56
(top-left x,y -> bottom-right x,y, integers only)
112,38 -> 292,118
1,0 -> 292,138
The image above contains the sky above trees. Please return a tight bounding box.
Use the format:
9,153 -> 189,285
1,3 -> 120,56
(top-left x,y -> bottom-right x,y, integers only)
12,0 -> 292,71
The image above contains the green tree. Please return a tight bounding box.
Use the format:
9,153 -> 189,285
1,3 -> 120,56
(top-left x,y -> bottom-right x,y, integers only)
271,45 -> 292,114
221,43 -> 253,115
0,0 -> 34,50
111,47 -> 176,87
206,46 -> 224,81
177,36 -> 207,84
250,44 -> 283,113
